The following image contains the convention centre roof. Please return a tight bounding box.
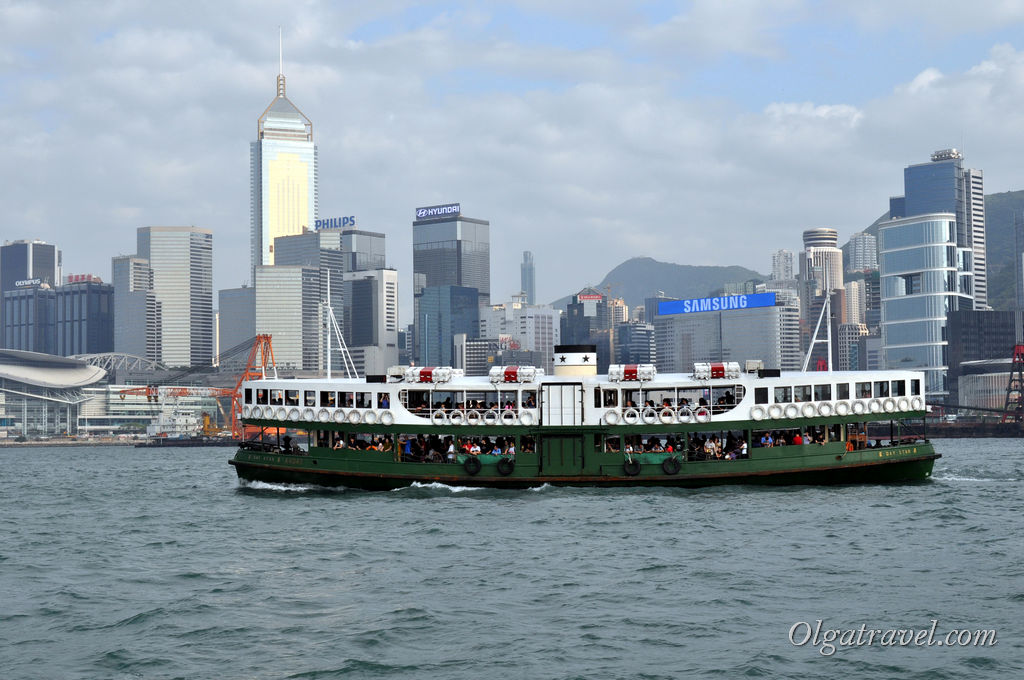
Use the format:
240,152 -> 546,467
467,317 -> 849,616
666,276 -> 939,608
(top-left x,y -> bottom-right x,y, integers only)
0,349 -> 107,388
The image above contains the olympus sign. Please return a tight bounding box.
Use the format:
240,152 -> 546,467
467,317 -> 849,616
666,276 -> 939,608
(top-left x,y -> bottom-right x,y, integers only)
15,279 -> 41,287
415,203 -> 461,219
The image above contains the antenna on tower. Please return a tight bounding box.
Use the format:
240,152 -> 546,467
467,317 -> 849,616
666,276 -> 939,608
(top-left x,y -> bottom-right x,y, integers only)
278,26 -> 283,75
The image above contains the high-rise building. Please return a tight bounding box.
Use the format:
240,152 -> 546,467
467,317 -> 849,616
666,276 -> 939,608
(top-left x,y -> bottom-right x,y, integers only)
799,228 -> 844,293
112,255 -> 161,362
340,228 -> 386,273
615,321 -> 656,365
412,203 -> 490,305
478,294 -> 560,373
521,251 -> 536,305
846,231 -> 878,272
561,287 -> 613,372
341,268 -> 399,376
946,309 -> 1024,405
217,286 -> 255,371
254,265 -> 320,371
1,240 -> 61,344
250,65 -> 318,271
771,249 -> 794,281
837,323 -> 869,371
3,285 -> 56,354
889,149 -> 986,309
844,280 -> 865,325
137,227 -> 214,368
417,285 -> 480,366
56,276 -> 114,356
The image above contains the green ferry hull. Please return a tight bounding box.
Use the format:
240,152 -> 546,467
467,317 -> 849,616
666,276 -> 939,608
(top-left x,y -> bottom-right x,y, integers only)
229,442 -> 940,491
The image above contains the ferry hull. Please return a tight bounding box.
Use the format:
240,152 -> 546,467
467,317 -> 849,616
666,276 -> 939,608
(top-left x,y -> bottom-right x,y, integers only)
229,446 -> 939,491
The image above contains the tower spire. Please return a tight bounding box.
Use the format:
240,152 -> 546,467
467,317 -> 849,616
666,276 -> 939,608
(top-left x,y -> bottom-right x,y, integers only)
277,26 -> 286,96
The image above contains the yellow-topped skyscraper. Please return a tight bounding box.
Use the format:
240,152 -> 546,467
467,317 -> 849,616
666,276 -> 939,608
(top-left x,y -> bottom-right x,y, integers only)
250,59 -> 318,271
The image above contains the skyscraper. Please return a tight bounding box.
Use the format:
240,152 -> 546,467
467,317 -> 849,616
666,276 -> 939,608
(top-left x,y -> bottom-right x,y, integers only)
112,255 -> 161,362
846,232 -> 878,272
771,249 -> 794,281
1,239 -> 61,345
137,227 -> 214,368
250,63 -> 318,271
412,203 -> 490,305
521,251 -> 536,304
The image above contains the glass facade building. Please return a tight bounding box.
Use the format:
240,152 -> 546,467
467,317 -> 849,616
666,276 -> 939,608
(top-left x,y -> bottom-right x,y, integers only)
521,251 -> 536,305
417,285 -> 480,367
879,213 -> 973,397
412,211 -> 490,306
251,72 -> 318,271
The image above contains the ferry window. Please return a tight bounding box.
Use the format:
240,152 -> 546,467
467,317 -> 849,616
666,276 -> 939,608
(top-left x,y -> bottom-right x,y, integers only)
795,385 -> 812,402
406,390 -> 429,412
320,391 -> 336,408
623,389 -> 641,408
911,379 -> 921,396
874,381 -> 890,398
645,389 -> 676,408
774,386 -> 792,403
814,384 -> 832,401
377,393 -> 391,409
836,383 -> 850,400
755,387 -> 768,404
602,389 -> 618,407
269,390 -> 283,406
498,390 -> 517,410
244,388 -> 252,404
285,390 -> 300,406
891,380 -> 906,397
465,391 -> 487,410
304,391 -> 316,407
522,391 -> 537,409
355,392 -> 372,409
593,389 -> 602,408
856,382 -> 871,399
256,389 -> 268,405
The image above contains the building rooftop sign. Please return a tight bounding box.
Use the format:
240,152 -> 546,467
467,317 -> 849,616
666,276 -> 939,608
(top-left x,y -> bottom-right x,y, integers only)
658,292 -> 777,316
415,203 -> 461,219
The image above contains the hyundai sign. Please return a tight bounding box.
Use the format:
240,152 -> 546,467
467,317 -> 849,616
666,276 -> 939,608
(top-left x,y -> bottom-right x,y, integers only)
415,203 -> 461,219
315,216 -> 356,230
658,292 -> 777,316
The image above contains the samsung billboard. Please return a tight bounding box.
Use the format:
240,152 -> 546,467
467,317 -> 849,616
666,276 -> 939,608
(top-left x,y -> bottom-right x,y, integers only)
658,292 -> 777,316
415,203 -> 461,219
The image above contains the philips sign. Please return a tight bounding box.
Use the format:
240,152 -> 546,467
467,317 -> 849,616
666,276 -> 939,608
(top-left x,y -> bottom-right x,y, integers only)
416,203 -> 461,219
658,292 -> 777,316
315,216 -> 356,230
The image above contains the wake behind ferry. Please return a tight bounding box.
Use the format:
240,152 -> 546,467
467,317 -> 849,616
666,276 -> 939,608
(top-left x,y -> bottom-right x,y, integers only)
229,345 -> 938,490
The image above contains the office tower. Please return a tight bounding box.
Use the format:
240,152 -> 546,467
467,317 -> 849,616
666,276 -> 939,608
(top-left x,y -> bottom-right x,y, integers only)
112,255 -> 161,362
800,228 -> 844,293
837,323 -> 869,371
250,64 -> 318,271
643,291 -> 679,325
341,268 -> 399,376
946,309 -> 1024,405
478,294 -> 561,373
1,240 -> 61,345
254,265 -> 320,370
844,279 -> 865,325
417,285 -> 480,366
521,251 -> 536,305
217,286 -> 255,370
615,321 -> 656,365
771,249 -> 794,281
561,288 -> 613,372
412,203 -> 490,305
56,276 -> 114,355
137,227 -> 214,368
879,212 -> 973,397
340,228 -> 386,273
3,285 -> 56,353
889,149 -> 986,309
608,297 -> 629,325
847,231 -> 878,272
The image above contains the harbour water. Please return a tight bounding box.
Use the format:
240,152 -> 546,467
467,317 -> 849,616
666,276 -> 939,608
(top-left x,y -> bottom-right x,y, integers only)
2,439 -> 1021,679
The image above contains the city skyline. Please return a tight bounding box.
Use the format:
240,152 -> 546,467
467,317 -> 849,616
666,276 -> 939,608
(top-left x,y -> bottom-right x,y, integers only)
7,3 -> 1024,321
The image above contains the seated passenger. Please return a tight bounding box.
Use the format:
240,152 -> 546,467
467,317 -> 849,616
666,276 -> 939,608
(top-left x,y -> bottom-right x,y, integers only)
760,433 -> 773,448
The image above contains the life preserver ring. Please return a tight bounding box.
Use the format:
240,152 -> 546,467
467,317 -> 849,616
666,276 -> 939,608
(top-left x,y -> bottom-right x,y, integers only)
659,407 -> 676,424
695,407 -> 711,423
379,410 -> 395,426
463,456 -> 482,475
623,408 -> 640,425
869,399 -> 883,414
800,403 -> 817,418
363,410 -> 378,425
851,400 -> 866,415
623,459 -> 641,476
276,407 -> 287,420
897,397 -> 910,412
496,457 -> 515,476
767,404 -> 783,419
883,398 -> 897,413
676,407 -> 693,424
750,405 -> 766,421
641,407 -> 658,425
520,411 -> 535,426
248,406 -> 260,419
334,409 -> 347,424
347,409 -> 362,425
661,457 -> 681,475
288,408 -> 300,422
466,410 -> 482,425
317,408 -> 330,423
911,396 -> 924,411
431,410 -> 448,426
449,410 -> 466,426
784,404 -> 799,419
242,405 -> 252,418
500,410 -> 518,426
302,407 -> 315,421
834,401 -> 850,417
604,410 -> 621,426
483,409 -> 500,426
817,402 -> 833,417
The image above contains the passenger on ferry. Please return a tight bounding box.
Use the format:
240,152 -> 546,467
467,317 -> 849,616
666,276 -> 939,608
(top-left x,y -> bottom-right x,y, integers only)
378,393 -> 390,409
506,440 -> 516,456
760,432 -> 774,448
725,391 -> 735,404
524,394 -> 537,408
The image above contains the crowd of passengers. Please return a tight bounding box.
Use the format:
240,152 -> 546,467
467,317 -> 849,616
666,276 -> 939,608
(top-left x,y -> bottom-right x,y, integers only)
405,396 -> 537,414
606,391 -> 737,414
311,429 -> 534,462
603,433 -> 749,461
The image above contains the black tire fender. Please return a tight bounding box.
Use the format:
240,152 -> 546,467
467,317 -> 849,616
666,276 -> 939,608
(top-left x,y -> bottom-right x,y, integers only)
623,459 -> 641,476
496,457 -> 515,476
661,457 -> 681,475
464,456 -> 482,476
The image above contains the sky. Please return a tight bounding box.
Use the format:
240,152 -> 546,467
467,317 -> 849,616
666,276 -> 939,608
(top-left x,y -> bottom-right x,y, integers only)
6,1 -> 1024,323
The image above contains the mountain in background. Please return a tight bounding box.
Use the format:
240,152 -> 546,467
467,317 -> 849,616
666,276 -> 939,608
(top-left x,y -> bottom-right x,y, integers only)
550,257 -> 765,311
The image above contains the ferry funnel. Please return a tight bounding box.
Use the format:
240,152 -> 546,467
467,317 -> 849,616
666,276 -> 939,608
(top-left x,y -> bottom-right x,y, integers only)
553,344 -> 598,377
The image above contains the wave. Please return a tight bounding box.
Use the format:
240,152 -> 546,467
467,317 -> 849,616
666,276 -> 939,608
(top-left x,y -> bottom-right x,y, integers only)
236,480 -> 346,493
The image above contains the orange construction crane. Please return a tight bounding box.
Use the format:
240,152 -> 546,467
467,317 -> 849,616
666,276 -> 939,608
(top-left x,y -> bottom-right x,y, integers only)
229,334 -> 277,439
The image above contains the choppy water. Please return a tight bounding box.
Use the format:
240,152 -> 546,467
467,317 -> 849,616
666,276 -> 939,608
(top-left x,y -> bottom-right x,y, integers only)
1,439 -> 1022,679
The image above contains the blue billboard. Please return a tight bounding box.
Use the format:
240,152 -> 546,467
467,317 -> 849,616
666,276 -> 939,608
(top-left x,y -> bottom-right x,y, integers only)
658,292 -> 777,316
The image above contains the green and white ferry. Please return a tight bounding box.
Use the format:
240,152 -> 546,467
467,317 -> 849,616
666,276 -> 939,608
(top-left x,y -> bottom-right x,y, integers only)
229,345 -> 939,490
